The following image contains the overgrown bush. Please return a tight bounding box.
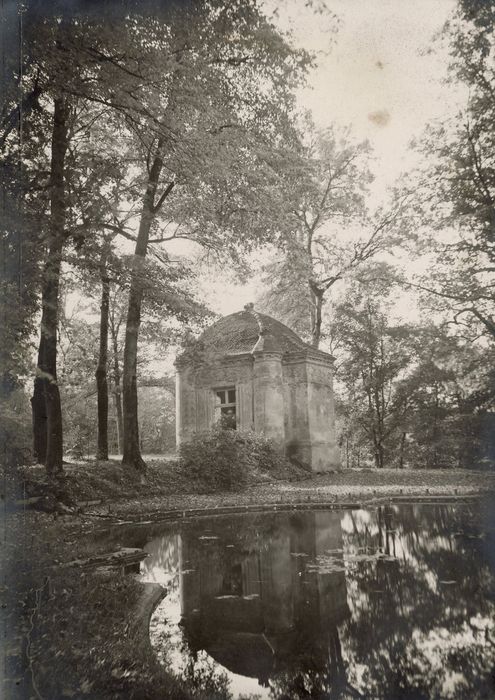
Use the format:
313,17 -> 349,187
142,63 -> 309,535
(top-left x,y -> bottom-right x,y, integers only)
0,388 -> 33,468
178,427 -> 289,492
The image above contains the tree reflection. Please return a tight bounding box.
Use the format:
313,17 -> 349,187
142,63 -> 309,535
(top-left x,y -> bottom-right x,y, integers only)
143,505 -> 495,699
341,504 -> 495,699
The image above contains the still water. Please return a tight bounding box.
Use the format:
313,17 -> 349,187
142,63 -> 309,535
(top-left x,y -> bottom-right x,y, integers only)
137,504 -> 495,699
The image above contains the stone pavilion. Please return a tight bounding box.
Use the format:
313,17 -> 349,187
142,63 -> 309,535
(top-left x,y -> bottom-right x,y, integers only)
175,304 -> 340,472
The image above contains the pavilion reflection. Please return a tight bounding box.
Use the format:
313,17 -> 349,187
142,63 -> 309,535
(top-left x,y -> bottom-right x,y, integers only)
177,511 -> 351,692
139,503 -> 495,699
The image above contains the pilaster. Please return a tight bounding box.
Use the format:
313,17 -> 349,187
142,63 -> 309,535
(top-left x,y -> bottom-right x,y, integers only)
252,351 -> 285,448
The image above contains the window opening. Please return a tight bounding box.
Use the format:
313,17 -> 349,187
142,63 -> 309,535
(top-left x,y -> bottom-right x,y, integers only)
214,386 -> 237,429
221,563 -> 243,596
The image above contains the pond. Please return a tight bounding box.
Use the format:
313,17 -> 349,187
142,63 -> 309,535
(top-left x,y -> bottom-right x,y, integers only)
135,503 -> 495,699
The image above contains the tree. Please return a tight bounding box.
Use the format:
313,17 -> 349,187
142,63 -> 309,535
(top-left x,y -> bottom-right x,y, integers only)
1,2 -> 47,468
332,267 -> 495,470
7,0 -> 315,474
394,328 -> 495,469
402,0 -> 495,343
333,288 -> 414,469
6,1 -> 218,472
31,94 -> 70,474
64,108 -> 137,462
109,1 -> 311,471
57,304 -> 99,459
109,287 -> 125,455
260,124 -> 406,348
0,198 -> 40,465
7,4 -> 130,474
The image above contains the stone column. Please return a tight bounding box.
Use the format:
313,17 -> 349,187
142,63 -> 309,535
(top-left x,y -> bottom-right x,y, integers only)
252,351 -> 285,448
175,363 -> 196,447
306,357 -> 341,471
283,357 -> 312,465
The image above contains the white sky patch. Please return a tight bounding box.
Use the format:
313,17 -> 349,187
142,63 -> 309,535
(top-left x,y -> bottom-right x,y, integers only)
294,0 -> 464,196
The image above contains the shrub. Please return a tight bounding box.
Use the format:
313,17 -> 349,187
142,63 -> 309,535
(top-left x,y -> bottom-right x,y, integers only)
178,427 -> 288,492
0,388 -> 32,468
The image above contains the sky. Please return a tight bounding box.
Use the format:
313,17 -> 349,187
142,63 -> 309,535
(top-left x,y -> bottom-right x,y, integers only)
195,0 -> 464,316
296,0 -> 462,196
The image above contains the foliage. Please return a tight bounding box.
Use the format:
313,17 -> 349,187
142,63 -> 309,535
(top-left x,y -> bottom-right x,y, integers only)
0,387 -> 33,467
333,288 -> 413,469
0,215 -> 40,392
397,0 -> 495,343
55,304 -> 177,458
259,122 -> 406,347
332,278 -> 495,470
178,427 -> 289,492
260,123 -> 372,342
138,386 -> 176,454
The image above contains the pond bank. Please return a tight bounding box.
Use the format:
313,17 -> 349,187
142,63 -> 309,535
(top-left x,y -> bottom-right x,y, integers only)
81,466 -> 495,521
15,461 -> 495,519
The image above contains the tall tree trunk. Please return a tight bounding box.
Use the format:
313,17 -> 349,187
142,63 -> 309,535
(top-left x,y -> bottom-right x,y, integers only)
96,251 -> 110,461
110,315 -> 123,454
310,284 -> 324,348
372,434 -> 381,469
31,340 -> 47,463
114,399 -> 122,454
399,431 -> 406,469
122,139 -> 173,471
32,95 -> 68,476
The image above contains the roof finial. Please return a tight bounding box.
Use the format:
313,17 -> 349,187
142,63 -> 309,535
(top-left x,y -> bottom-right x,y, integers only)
244,302 -> 254,311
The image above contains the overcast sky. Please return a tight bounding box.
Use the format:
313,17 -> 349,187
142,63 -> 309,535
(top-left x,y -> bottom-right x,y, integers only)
297,0 -> 462,195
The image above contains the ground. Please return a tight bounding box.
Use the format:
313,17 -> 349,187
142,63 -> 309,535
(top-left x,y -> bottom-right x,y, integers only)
2,459 -> 495,699
88,464 -> 495,519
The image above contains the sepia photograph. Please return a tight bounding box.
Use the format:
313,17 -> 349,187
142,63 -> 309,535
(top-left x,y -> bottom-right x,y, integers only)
1,0 -> 494,698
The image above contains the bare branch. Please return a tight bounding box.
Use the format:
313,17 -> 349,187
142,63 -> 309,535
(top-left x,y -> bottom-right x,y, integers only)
471,308 -> 495,338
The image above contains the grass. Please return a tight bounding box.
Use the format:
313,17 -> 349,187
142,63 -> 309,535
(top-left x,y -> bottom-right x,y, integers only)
13,449 -> 305,509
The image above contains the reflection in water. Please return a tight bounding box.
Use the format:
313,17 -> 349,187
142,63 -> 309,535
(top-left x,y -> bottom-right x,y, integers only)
140,504 -> 495,699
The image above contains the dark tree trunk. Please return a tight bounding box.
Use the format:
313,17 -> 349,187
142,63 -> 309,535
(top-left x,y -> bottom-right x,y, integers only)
96,252 -> 110,461
31,344 -> 47,463
372,435 -> 382,469
122,140 -> 173,471
115,397 -> 123,453
122,266 -> 147,471
32,95 -> 68,476
310,284 -> 324,349
110,316 -> 123,454
399,431 -> 406,469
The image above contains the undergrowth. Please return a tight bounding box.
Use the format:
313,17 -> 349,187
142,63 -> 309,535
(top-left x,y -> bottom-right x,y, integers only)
178,427 -> 295,492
